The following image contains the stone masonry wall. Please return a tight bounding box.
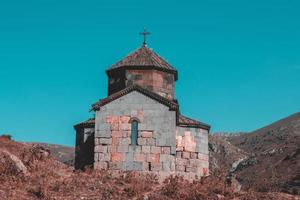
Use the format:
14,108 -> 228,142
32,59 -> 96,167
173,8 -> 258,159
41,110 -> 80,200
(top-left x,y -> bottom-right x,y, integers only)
126,70 -> 175,100
175,127 -> 209,177
94,91 -> 209,179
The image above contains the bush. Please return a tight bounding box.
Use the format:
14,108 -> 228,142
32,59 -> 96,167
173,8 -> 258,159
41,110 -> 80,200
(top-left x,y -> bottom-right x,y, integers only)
0,134 -> 12,140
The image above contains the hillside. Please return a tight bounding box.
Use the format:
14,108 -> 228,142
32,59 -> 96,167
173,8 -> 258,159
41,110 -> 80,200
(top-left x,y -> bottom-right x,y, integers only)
29,142 -> 75,166
228,112 -> 300,194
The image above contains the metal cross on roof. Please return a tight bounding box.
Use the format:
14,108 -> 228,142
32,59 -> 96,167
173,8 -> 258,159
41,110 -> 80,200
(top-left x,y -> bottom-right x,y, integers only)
140,28 -> 150,46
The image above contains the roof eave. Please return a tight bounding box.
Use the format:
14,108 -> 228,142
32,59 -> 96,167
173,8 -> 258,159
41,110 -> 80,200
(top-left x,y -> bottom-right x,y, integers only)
106,66 -> 178,80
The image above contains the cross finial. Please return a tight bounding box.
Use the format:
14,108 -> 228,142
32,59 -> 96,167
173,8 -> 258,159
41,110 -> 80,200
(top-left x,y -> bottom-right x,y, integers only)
140,28 -> 150,46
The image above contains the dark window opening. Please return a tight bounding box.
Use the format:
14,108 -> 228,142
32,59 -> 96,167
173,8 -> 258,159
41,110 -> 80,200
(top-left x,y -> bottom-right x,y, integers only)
131,120 -> 138,145
148,162 -> 152,171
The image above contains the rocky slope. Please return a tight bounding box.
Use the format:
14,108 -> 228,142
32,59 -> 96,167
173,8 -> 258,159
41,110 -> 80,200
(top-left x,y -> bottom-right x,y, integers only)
228,112 -> 300,195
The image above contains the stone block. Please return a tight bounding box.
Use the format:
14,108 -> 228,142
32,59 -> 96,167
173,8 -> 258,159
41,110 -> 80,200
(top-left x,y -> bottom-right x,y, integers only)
140,131 -> 153,138
95,145 -> 108,153
143,162 -> 150,171
110,123 -> 119,131
98,153 -> 110,161
186,165 -> 197,173
137,138 -> 147,146
150,163 -> 162,171
170,146 -> 176,155
119,138 -> 131,145
128,145 -> 141,153
108,146 -> 117,153
151,146 -> 161,154
112,137 -> 119,145
162,162 -> 171,171
109,161 -> 122,170
162,147 -> 171,154
94,161 -> 108,170
182,152 -> 190,159
95,130 -> 111,138
112,131 -> 123,138
198,153 -> 209,161
111,153 -> 124,162
142,146 -> 151,154
147,154 -> 160,164
122,131 -> 131,137
176,146 -> 184,151
95,138 -> 100,145
176,136 -> 183,147
176,151 -> 182,158
160,154 -> 175,163
146,138 -> 156,146
119,116 -> 130,123
184,135 -> 196,152
99,138 -> 112,145
170,162 -> 176,171
123,161 -> 143,171
120,123 -> 131,131
117,145 -> 129,153
176,158 -> 188,166
134,153 -> 146,162
175,164 -> 185,172
94,153 -> 99,162
190,152 -> 198,159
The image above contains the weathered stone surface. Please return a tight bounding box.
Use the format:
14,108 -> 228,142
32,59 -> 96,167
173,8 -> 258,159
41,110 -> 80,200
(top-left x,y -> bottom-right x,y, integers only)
99,138 -> 112,145
95,145 -> 108,153
94,153 -> 99,161
118,138 -> 131,145
147,154 -> 160,164
161,147 -> 171,154
109,161 -> 122,170
142,146 -> 151,154
182,152 -> 190,159
176,151 -> 182,158
98,153 -> 110,161
128,145 -> 141,153
117,145 -> 129,153
134,153 -> 146,162
111,153 -> 124,162
140,131 -> 153,138
146,138 -> 156,146
94,161 -> 108,170
160,154 -> 175,162
112,131 -> 123,138
150,163 -> 162,171
191,152 -> 197,159
123,161 -> 143,171
137,138 -> 147,146
151,146 -> 161,154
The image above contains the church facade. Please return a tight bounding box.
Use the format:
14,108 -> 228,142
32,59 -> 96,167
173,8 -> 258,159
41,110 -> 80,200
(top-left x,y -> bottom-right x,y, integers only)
74,39 -> 210,178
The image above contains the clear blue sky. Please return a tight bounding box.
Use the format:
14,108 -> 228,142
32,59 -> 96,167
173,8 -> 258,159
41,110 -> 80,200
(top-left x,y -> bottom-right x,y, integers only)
0,0 -> 299,146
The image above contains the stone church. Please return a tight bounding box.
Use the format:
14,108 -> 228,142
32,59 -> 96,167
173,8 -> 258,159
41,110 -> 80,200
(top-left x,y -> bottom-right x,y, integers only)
74,34 -> 210,178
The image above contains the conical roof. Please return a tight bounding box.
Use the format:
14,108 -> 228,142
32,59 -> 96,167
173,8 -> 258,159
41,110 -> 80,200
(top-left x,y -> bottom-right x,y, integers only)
106,46 -> 177,75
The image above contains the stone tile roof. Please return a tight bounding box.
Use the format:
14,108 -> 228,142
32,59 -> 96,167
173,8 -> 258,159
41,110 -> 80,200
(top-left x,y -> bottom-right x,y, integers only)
91,84 -> 179,111
178,114 -> 210,130
74,118 -> 95,129
106,46 -> 177,75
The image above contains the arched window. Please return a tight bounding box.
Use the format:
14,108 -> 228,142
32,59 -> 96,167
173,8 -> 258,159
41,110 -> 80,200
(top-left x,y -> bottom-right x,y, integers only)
131,120 -> 138,145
